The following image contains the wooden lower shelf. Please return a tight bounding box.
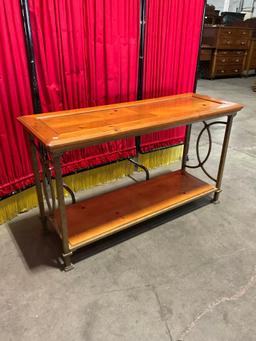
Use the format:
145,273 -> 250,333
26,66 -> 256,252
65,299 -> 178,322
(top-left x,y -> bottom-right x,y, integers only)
55,170 -> 216,250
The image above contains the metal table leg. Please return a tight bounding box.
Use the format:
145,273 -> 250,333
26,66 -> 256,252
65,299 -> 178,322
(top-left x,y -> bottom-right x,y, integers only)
181,124 -> 192,170
53,153 -> 74,271
213,115 -> 234,202
28,135 -> 46,228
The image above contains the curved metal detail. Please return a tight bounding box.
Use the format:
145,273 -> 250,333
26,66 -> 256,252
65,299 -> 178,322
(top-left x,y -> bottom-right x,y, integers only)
186,121 -> 227,183
39,149 -> 76,212
128,158 -> 150,180
63,184 -> 76,204
40,150 -> 56,216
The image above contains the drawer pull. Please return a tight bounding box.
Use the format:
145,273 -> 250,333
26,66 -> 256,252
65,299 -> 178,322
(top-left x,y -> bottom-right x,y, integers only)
228,31 -> 232,34
235,59 -> 239,62
242,31 -> 246,35
222,58 -> 226,62
241,42 -> 245,45
227,41 -> 231,44
234,69 -> 238,72
221,70 -> 224,73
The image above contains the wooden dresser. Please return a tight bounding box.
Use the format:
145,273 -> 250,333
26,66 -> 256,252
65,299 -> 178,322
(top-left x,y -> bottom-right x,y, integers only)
244,38 -> 256,75
201,26 -> 253,79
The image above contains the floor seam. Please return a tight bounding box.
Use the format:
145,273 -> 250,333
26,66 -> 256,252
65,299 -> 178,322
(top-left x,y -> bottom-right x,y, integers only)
151,285 -> 173,341
177,264 -> 256,340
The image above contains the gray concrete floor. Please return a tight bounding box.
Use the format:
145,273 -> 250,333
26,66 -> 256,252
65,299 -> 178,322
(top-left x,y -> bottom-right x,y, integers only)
1,77 -> 256,341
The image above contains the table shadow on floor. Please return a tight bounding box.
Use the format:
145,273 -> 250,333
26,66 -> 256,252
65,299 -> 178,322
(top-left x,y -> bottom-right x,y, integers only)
7,196 -> 212,271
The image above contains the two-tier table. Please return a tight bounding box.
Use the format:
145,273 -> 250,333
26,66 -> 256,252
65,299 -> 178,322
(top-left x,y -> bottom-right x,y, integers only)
18,93 -> 243,271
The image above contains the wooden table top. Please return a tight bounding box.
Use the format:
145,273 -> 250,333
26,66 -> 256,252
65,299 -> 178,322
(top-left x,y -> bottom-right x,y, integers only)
18,93 -> 243,153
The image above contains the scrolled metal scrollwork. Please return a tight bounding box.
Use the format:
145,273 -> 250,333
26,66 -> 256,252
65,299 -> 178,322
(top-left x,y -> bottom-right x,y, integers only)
40,149 -> 56,216
39,148 -> 76,213
185,120 -> 227,183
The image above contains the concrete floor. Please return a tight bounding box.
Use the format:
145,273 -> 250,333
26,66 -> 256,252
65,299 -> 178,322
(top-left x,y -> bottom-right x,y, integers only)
1,77 -> 256,341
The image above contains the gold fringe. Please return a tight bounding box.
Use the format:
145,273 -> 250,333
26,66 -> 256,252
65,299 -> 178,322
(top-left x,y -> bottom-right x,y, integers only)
0,147 -> 183,225
0,187 -> 38,225
63,160 -> 134,193
0,160 -> 134,225
138,145 -> 183,169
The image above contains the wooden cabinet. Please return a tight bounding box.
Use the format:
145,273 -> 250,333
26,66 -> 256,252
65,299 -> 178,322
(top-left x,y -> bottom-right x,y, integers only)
201,26 -> 253,79
200,48 -> 213,61
217,27 -> 251,49
244,38 -> 256,75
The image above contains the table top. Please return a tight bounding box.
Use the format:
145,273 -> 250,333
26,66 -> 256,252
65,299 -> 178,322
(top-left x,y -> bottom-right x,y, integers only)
18,93 -> 243,153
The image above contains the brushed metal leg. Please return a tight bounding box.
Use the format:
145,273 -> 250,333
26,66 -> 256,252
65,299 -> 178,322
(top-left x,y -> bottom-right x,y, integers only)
28,135 -> 46,228
181,124 -> 192,170
213,115 -> 234,203
53,153 -> 74,271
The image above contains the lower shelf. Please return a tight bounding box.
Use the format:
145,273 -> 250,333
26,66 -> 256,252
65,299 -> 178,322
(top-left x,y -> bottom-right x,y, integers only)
55,170 -> 216,250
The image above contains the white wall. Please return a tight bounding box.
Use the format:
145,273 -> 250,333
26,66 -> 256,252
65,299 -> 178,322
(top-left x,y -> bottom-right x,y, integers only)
228,0 -> 240,11
208,0 -> 255,14
207,0 -> 226,11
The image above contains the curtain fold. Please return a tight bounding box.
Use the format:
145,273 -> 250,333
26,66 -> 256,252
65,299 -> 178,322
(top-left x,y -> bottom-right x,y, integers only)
0,0 -> 204,200
141,0 -> 204,152
29,0 -> 140,174
0,0 -> 34,197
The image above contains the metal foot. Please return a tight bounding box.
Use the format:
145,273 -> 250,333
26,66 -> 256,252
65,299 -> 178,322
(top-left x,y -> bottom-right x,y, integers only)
64,263 -> 75,272
212,190 -> 221,204
62,252 -> 74,272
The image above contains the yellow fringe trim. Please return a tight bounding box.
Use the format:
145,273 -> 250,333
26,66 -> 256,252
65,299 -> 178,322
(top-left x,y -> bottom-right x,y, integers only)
0,160 -> 134,225
0,186 -> 38,225
63,160 -> 134,193
0,147 -> 183,225
138,145 -> 183,169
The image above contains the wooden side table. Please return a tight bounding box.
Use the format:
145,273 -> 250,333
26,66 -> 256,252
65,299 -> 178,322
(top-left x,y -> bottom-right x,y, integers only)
18,93 -> 243,271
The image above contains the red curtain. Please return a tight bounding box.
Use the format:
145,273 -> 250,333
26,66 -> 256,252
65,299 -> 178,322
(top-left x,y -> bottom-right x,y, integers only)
0,0 -> 34,197
29,0 -> 140,174
0,0 -> 204,199
141,0 -> 204,152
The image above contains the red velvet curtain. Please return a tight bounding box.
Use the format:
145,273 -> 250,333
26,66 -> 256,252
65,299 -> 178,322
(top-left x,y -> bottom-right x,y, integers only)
0,0 -> 204,199
29,0 -> 140,174
141,0 -> 204,152
0,0 -> 34,197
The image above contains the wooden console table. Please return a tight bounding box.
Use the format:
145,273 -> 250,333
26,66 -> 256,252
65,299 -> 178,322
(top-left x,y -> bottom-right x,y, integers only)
18,93 -> 243,271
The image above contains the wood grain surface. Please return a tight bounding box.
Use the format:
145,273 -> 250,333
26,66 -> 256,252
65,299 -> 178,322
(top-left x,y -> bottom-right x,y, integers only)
54,170 -> 216,249
18,93 -> 243,152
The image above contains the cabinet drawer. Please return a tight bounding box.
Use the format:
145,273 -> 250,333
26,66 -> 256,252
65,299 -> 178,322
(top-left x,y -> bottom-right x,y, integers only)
215,65 -> 242,76
218,38 -> 249,49
250,53 -> 256,68
217,50 -> 245,56
250,61 -> 256,69
216,55 -> 244,65
220,28 -> 250,39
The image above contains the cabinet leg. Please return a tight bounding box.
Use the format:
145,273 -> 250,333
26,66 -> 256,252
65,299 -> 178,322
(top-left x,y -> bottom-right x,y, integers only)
62,252 -> 74,272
